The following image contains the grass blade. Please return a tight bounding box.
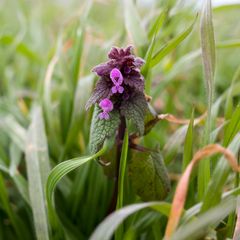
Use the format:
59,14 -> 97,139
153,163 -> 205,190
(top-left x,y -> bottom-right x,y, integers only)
150,16 -> 197,68
198,0 -> 216,200
182,110 -> 194,170
143,11 -> 166,94
115,129 -> 128,240
172,197 -> 236,240
46,144 -> 107,234
25,107 -> 50,240
165,144 -> 238,239
116,129 -> 129,209
123,0 -> 147,47
90,202 -> 170,240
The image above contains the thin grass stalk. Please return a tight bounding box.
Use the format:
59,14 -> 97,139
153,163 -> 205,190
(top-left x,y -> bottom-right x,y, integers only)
198,0 -> 216,199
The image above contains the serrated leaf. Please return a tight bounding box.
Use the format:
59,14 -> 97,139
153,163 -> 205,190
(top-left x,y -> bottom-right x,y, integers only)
120,92 -> 147,135
90,105 -> 120,153
85,77 -> 111,110
129,150 -> 170,201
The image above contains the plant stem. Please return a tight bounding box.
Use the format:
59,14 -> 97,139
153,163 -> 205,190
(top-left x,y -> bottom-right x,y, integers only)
107,117 -> 126,214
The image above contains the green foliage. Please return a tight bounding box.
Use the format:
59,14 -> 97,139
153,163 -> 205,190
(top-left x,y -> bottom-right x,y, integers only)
0,0 -> 240,239
129,151 -> 170,201
150,16 -> 197,68
120,92 -> 147,135
90,106 -> 120,153
198,0 -> 216,200
25,107 -> 50,240
90,202 -> 171,240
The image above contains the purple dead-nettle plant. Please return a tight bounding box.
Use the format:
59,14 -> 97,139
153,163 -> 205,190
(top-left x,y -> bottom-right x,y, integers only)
86,45 -> 146,116
86,46 -> 170,205
86,45 -> 149,152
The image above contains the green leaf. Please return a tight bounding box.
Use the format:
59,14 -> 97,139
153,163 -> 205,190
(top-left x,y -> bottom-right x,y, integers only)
123,0 -> 147,47
150,16 -> 197,68
129,150 -> 170,201
0,35 -> 41,62
25,107 -> 50,240
143,11 -> 167,94
217,40 -> 240,48
72,28 -> 85,91
46,144 -> 107,234
172,197 -> 236,240
182,110 -> 194,170
198,0 -> 216,200
0,116 -> 26,151
90,105 -> 120,153
115,129 -> 129,240
120,92 -> 148,136
0,173 -> 22,239
202,133 -> 240,211
200,0 -> 216,121
117,129 -> 129,209
163,125 -> 188,164
225,66 -> 240,119
148,11 -> 167,40
90,202 -> 170,240
223,105 -> 240,146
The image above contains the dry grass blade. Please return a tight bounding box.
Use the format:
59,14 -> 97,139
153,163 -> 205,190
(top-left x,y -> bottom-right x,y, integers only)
43,47 -> 60,109
158,113 -> 206,125
164,144 -> 239,240
158,112 -> 224,127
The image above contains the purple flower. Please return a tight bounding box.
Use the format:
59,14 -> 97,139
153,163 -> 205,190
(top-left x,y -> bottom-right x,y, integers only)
92,46 -> 145,92
86,46 -> 147,124
110,68 -> 124,94
99,98 -> 113,120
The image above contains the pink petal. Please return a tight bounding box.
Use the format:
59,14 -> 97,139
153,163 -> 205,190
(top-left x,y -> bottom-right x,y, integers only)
117,86 -> 124,94
111,86 -> 117,94
99,112 -> 110,120
110,68 -> 123,84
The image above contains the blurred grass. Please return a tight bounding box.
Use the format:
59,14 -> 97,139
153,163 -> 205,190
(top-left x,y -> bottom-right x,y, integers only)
0,0 -> 240,239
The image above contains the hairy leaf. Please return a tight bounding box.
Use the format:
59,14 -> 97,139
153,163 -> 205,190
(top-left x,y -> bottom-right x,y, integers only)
120,92 -> 147,135
129,150 -> 170,201
90,105 -> 120,153
85,77 -> 112,110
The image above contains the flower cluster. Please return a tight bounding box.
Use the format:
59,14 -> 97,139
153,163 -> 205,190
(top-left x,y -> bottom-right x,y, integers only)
86,45 -> 148,133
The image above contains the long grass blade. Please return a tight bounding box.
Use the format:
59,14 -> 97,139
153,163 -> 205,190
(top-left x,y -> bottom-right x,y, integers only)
198,0 -> 216,200
90,202 -> 170,240
150,16 -> 197,68
25,107 -> 50,240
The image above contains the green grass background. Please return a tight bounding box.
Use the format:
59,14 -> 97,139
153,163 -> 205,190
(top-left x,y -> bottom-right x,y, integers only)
0,0 -> 240,239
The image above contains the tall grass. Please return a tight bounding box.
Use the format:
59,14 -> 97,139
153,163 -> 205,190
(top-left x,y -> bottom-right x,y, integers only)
0,0 -> 240,239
